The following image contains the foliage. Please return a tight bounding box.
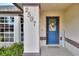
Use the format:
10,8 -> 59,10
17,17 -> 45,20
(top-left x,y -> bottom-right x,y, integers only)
0,43 -> 23,56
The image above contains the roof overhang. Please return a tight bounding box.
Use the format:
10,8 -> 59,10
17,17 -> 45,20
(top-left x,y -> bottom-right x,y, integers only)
13,3 -> 23,12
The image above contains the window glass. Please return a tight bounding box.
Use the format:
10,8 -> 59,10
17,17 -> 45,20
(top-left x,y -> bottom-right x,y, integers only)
10,38 -> 14,42
0,33 -> 4,38
4,38 -> 9,42
10,17 -> 14,23
20,17 -> 24,41
0,17 -> 4,23
5,33 -> 9,38
10,33 -> 14,38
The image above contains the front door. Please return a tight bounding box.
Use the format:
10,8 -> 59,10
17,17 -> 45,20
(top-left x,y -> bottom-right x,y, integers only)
46,16 -> 59,44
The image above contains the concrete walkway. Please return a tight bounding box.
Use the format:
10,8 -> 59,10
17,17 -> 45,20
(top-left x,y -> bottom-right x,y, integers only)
41,46 -> 73,56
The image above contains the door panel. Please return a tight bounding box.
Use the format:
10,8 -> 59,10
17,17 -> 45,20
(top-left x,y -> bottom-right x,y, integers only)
47,17 -> 59,44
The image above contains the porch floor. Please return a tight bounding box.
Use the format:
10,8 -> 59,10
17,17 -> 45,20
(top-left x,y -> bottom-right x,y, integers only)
41,46 -> 73,56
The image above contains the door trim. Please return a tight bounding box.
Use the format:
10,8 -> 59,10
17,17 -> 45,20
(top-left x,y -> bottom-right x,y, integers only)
46,16 -> 60,45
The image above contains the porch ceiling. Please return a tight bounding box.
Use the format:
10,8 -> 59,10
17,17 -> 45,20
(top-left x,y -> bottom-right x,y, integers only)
15,3 -> 73,12
40,3 -> 72,12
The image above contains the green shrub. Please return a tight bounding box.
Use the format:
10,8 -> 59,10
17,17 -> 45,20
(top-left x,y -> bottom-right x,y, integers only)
0,43 -> 23,56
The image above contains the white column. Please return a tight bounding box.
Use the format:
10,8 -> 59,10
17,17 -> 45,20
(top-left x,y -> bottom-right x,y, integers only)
23,5 -> 40,55
14,16 -> 21,43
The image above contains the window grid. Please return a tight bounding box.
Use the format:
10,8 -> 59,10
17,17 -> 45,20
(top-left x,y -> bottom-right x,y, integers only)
0,16 -> 14,42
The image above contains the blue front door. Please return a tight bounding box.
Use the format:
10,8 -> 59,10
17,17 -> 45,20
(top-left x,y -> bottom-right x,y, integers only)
47,17 -> 59,44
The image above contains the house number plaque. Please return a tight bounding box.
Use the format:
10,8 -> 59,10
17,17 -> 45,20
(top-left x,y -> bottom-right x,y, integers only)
25,8 -> 36,27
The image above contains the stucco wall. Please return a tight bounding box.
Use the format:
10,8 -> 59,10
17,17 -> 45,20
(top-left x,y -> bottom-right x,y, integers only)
64,4 -> 79,43
40,11 -> 64,37
63,4 -> 79,55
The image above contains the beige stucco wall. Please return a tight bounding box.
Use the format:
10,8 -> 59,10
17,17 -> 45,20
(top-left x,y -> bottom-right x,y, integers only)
40,11 -> 64,37
63,4 -> 79,55
64,4 -> 79,43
